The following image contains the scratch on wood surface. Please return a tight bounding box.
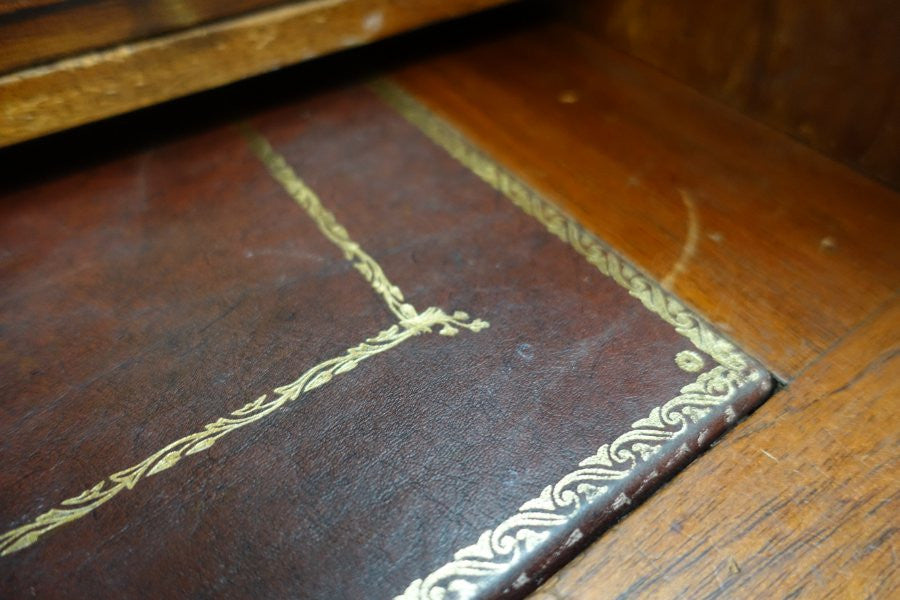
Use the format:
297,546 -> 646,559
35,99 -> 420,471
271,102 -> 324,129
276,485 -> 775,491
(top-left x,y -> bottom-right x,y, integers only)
760,449 -> 779,462
662,189 -> 700,288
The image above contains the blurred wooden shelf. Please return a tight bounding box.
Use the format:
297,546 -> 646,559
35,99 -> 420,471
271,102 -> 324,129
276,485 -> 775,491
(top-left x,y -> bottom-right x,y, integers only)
0,0 -> 512,147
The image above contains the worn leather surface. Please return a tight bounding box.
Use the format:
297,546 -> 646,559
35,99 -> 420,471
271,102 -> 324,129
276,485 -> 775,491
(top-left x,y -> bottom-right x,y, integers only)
0,83 -> 771,599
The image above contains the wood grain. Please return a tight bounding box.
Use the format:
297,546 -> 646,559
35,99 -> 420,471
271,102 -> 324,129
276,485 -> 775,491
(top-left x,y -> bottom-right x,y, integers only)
0,1 -> 66,17
533,295 -> 900,599
389,22 -> 900,380
0,0 -> 510,147
389,23 -> 900,594
565,0 -> 900,189
0,0 -> 285,74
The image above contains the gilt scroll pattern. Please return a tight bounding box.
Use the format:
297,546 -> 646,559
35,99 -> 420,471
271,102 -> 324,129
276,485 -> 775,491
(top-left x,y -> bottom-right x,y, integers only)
396,367 -> 752,600
0,126 -> 488,556
373,81 -> 762,600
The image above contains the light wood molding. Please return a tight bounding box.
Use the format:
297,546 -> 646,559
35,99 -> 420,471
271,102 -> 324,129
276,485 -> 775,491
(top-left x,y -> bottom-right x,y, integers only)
0,0 -> 511,147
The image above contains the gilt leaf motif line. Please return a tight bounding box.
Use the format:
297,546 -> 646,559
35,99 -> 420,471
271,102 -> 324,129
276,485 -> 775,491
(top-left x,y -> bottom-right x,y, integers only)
0,125 -> 488,556
241,124 -> 413,322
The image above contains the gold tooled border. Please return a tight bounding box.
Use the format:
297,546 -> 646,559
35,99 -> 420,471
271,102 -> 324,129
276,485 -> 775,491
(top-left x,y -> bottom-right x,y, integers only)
371,80 -> 765,600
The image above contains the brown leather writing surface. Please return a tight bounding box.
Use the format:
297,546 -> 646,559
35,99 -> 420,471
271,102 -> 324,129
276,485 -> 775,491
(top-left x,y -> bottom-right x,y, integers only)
0,82 -> 771,598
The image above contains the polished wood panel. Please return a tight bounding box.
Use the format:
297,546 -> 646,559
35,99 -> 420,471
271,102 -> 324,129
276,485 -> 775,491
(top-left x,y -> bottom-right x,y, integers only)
0,0 -> 285,74
534,296 -> 900,599
0,0 -> 511,147
565,0 -> 900,188
390,22 -> 900,380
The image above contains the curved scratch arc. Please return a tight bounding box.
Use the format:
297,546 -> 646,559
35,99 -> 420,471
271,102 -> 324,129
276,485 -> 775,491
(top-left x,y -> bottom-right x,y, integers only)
662,189 -> 700,288
372,81 -> 742,370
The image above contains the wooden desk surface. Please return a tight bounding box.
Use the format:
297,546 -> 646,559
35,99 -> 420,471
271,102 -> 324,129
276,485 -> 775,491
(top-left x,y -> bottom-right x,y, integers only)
386,12 -> 899,599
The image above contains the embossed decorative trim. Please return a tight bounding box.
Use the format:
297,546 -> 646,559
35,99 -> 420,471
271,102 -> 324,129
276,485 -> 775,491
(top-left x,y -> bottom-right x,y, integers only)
371,80 -> 762,600
0,125 -> 488,556
676,349 -> 705,373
